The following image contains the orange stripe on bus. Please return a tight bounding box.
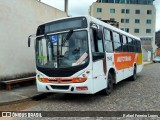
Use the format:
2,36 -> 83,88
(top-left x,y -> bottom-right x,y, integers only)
114,52 -> 137,70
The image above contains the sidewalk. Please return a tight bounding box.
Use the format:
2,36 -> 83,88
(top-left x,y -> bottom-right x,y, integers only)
143,61 -> 153,65
0,85 -> 41,106
0,61 -> 153,106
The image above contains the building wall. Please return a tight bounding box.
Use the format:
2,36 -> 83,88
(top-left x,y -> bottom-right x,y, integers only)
0,0 -> 67,80
89,2 -> 156,55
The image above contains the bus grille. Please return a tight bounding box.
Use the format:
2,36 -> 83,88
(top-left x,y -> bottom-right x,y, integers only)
50,85 -> 70,90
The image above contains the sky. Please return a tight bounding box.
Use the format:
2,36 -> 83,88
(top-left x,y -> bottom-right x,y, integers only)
41,0 -> 160,31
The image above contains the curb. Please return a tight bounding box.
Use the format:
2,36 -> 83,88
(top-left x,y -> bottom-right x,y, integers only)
0,93 -> 53,106
0,96 -> 32,106
144,62 -> 153,66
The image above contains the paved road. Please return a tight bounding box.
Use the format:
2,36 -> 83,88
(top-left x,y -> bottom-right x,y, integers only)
1,63 -> 160,119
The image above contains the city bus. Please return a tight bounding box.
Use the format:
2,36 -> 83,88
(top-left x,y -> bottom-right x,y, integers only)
28,16 -> 143,95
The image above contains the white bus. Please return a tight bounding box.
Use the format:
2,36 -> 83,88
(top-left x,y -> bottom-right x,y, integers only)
28,16 -> 143,95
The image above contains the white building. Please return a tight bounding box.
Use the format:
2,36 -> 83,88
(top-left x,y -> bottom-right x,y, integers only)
0,0 -> 67,81
89,0 -> 156,61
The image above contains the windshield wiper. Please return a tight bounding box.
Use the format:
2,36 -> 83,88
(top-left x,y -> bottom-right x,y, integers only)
61,29 -> 73,46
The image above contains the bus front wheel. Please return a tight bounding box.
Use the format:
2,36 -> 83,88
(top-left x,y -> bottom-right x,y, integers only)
102,73 -> 113,95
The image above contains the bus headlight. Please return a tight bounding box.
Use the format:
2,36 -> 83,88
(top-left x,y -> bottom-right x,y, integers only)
37,75 -> 43,82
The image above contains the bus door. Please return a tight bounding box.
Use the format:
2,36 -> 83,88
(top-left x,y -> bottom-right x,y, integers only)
91,26 -> 106,93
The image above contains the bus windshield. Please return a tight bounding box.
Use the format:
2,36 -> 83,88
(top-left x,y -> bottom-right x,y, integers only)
36,30 -> 89,69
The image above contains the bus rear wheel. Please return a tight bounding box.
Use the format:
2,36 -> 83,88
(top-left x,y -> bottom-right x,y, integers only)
102,73 -> 113,95
131,66 -> 137,81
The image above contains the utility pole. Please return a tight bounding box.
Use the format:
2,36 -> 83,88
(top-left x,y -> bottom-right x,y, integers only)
65,0 -> 68,16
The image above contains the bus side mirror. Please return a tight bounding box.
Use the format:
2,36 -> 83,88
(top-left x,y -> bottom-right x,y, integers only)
28,34 -> 36,47
28,37 -> 31,47
90,23 -> 99,30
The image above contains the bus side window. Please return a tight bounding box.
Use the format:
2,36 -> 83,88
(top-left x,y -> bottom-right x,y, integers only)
132,39 -> 137,52
104,28 -> 114,52
92,27 -> 105,61
135,40 -> 138,53
137,41 -> 142,53
113,32 -> 122,52
122,35 -> 128,52
128,37 -> 134,52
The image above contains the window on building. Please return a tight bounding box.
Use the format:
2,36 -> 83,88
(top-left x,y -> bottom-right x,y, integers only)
119,0 -> 125,3
125,28 -> 129,32
126,0 -> 130,4
108,0 -> 114,3
120,28 -> 124,31
130,0 -> 136,4
115,0 -> 120,3
102,0 -> 108,3
147,10 -> 152,15
126,9 -> 130,14
146,19 -> 151,24
147,0 -> 153,5
121,19 -> 125,23
126,19 -> 129,23
97,18 -> 102,20
121,19 -> 129,23
97,8 -> 102,13
135,19 -> 140,23
139,0 -> 147,4
135,10 -> 140,14
146,29 -> 151,33
98,0 -> 110,3
110,18 -> 115,21
134,29 -> 139,33
121,9 -> 125,13
110,8 -> 115,13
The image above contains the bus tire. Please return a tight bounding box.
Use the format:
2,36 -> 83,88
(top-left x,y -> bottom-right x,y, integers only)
102,73 -> 113,95
131,66 -> 137,81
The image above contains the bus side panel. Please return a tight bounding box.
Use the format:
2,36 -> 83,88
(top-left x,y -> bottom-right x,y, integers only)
106,53 -> 119,83
137,53 -> 143,73
113,53 -> 124,83
114,52 -> 136,81
92,60 -> 106,93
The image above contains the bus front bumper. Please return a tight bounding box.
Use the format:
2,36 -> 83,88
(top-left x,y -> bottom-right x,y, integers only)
36,79 -> 93,94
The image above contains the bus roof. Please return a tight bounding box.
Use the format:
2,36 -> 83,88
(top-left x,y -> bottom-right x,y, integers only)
87,16 -> 140,41
41,15 -> 140,41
